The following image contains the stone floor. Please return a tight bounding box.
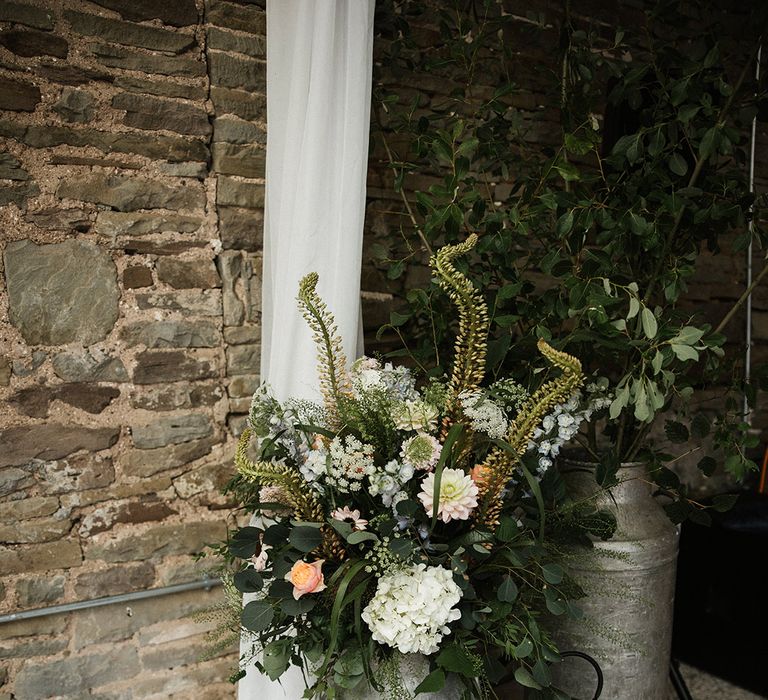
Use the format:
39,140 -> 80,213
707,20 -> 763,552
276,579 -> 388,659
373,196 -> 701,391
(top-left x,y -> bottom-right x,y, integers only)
667,663 -> 767,699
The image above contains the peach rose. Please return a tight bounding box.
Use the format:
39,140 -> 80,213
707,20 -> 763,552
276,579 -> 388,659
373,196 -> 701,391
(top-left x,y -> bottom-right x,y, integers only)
470,465 -> 491,488
285,559 -> 326,600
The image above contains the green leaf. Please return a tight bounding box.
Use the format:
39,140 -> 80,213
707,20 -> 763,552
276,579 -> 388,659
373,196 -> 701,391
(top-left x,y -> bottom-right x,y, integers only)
280,596 -> 316,616
390,310 -> 411,327
496,515 -> 520,542
669,153 -> 688,176
556,210 -> 574,237
697,455 -> 717,476
627,296 -> 640,320
641,307 -> 658,339
415,669 -> 446,695
498,576 -> 519,603
652,350 -> 663,374
712,494 -> 738,512
230,526 -> 262,558
514,667 -> 542,690
541,563 -> 564,584
664,420 -> 689,443
514,637 -> 534,659
670,344 -> 699,362
436,644 -> 478,678
263,523 -> 290,546
699,126 -> 719,159
691,414 -> 711,439
347,531 -> 379,545
678,104 -> 700,123
262,639 -> 291,681
233,568 -> 263,593
669,326 -> 705,345
241,600 -> 274,633
289,526 -> 323,553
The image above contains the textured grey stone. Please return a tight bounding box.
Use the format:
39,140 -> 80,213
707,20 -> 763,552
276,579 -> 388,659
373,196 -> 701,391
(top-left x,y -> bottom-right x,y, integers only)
0,2 -> 54,30
227,373 -> 259,397
0,76 -> 40,111
4,239 -> 119,346
34,63 -> 112,85
207,1 -> 266,32
218,206 -> 262,251
11,350 -> 46,378
0,356 -> 10,386
132,413 -> 213,449
9,384 -> 120,417
116,238 -> 210,255
24,206 -> 91,231
0,29 -> 68,58
112,92 -> 211,136
13,648 -> 139,699
217,176 -> 264,209
52,349 -> 129,382
89,0 -> 198,27
79,497 -> 176,537
65,11 -> 196,53
0,181 -> 39,208
0,637 -> 68,659
212,115 -> 265,144
210,85 -> 265,121
217,251 -> 244,326
0,467 -> 35,497
57,173 -> 204,212
90,42 -> 205,78
129,384 -> 222,411
156,258 -> 221,289
40,453 -> 115,495
0,516 -> 70,544
49,154 -> 138,169
0,424 -> 119,468
135,289 -> 222,316
208,51 -> 265,91
132,350 -> 219,384
53,87 -> 95,123
120,320 -> 219,348
114,75 -> 206,101
0,153 -> 28,180
16,575 -> 66,607
206,26 -> 265,57
158,161 -> 207,178
0,496 -> 58,522
224,326 -> 260,345
0,539 -> 82,575
123,265 -> 153,288
121,436 -> 217,477
212,142 -> 265,177
226,344 -> 260,375
95,211 -> 203,237
74,562 -> 155,599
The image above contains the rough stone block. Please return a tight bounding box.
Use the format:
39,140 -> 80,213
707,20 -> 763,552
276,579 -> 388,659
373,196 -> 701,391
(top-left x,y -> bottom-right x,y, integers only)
0,516 -> 70,544
206,26 -> 265,57
0,2 -> 54,30
53,86 -> 95,123
131,413 -> 213,449
0,539 -> 82,574
212,115 -> 265,144
156,258 -> 221,289
121,436 -> 217,477
208,51 -> 265,92
210,85 -> 265,121
135,289 -> 222,316
0,356 -> 11,386
228,414 -> 248,435
120,320 -> 220,348
16,575 -> 66,607
172,460 -> 230,499
24,206 -> 91,231
83,521 -> 226,564
40,453 -> 115,494
4,239 -> 119,346
13,648 -> 139,698
95,211 -> 203,237
129,384 -> 223,411
228,397 -> 251,413
0,467 -> 34,497
57,173 -> 205,212
212,142 -> 265,177
79,497 -> 177,537
0,425 -> 119,468
0,28 -> 67,58
123,265 -> 153,288
64,474 -> 172,509
74,561 -> 155,599
9,384 -> 119,417
89,0 -> 199,27
11,350 -> 46,378
0,614 -> 67,641
65,11 -> 196,53
114,75 -> 206,101
224,326 -> 260,345
116,238 -> 210,255
0,181 -> 39,208
217,177 -> 264,209
0,76 -> 41,111
133,349 -> 220,384
207,1 -> 266,32
0,637 -> 68,659
52,349 -> 128,383
35,63 -> 112,85
0,153 -> 28,180
0,496 -> 58,523
226,344 -> 260,375
216,251 -> 245,326
90,42 -> 206,78
227,374 -> 259,397
112,92 -> 211,136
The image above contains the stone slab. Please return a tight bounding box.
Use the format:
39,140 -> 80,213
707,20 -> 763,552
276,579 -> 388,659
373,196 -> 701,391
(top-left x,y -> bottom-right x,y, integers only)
120,436 -> 217,477
52,349 -> 129,382
89,0 -> 199,27
132,350 -> 220,384
0,2 -> 54,30
90,42 -> 206,78
120,320 -> 220,348
112,92 -> 211,136
0,76 -> 40,111
156,258 -> 221,289
131,413 -> 213,449
0,539 -> 82,574
208,51 -> 265,91
0,424 -> 119,467
0,29 -> 68,58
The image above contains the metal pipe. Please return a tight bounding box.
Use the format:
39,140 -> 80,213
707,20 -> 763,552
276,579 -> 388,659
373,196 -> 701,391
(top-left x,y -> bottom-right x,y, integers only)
0,578 -> 220,625
745,42 -> 762,423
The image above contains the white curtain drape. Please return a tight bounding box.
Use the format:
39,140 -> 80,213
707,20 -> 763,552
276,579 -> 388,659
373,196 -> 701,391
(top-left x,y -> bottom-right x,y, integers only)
238,1 -> 375,698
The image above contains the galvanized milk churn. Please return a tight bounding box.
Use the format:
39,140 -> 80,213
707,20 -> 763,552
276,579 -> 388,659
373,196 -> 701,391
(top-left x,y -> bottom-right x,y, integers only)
551,460 -> 680,699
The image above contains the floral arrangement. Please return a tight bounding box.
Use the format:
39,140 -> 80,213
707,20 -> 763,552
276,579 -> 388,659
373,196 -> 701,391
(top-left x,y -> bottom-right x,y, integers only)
220,236 -> 613,698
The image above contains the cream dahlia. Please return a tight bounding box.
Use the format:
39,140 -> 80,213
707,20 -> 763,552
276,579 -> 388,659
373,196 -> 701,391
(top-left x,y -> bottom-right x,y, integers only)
330,505 -> 368,530
418,467 -> 478,522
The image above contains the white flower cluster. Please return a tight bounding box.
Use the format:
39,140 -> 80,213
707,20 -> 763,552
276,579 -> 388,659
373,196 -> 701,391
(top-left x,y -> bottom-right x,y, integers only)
391,399 -> 439,432
249,384 -> 306,462
528,380 -> 613,474
300,447 -> 328,492
349,356 -> 419,401
327,435 -> 375,492
369,459 -> 413,507
361,564 -> 462,654
459,390 -> 508,440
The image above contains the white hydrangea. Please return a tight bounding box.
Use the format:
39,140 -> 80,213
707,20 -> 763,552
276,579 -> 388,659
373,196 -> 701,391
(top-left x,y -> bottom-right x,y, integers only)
300,448 -> 328,491
459,390 -> 508,440
361,564 -> 462,654
369,460 -> 414,506
328,435 -> 375,492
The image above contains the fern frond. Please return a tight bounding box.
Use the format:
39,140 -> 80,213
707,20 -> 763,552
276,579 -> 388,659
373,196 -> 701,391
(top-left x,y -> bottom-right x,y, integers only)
475,339 -> 583,528
296,273 -> 351,430
235,429 -> 346,560
430,234 -> 490,425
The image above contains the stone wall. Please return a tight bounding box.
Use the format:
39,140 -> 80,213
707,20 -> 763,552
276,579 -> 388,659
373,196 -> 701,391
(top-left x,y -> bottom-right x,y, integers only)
0,0 -> 265,697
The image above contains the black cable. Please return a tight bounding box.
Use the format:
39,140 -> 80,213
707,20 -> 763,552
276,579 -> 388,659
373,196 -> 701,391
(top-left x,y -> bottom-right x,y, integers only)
559,651 -> 604,700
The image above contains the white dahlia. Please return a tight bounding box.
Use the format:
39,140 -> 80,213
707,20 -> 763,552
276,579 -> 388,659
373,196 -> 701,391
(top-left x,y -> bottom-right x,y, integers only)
418,467 -> 478,522
361,564 -> 462,654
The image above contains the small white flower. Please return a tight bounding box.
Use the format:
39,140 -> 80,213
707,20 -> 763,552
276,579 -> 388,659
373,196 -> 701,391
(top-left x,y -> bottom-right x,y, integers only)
331,506 -> 368,530
400,433 -> 441,471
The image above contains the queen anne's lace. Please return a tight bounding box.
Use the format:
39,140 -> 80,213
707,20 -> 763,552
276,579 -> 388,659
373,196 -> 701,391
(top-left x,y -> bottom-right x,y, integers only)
327,435 -> 375,492
361,564 -> 462,654
459,390 -> 508,439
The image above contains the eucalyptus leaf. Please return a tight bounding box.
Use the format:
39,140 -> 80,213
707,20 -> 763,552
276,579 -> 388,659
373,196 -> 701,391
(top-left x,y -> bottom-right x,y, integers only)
241,600 -> 274,633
